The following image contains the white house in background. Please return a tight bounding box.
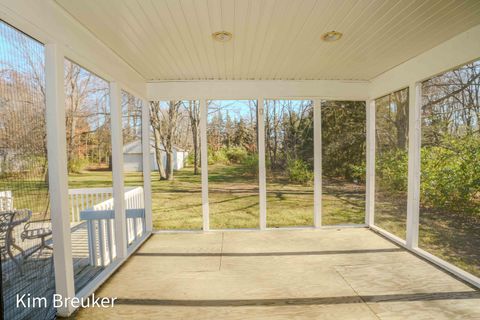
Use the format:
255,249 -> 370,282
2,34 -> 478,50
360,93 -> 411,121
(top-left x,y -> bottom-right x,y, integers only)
123,140 -> 188,172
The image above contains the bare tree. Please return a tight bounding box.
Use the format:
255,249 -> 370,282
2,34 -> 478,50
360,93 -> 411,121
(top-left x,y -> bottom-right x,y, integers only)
184,100 -> 200,175
161,101 -> 182,180
149,101 -> 166,180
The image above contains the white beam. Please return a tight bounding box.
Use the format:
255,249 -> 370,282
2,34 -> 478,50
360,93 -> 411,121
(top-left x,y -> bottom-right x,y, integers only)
110,82 -> 128,258
365,99 -> 375,226
200,99 -> 209,231
147,80 -> 369,101
142,99 -> 153,232
257,98 -> 267,229
45,43 -> 75,317
313,99 -> 322,228
406,83 -> 422,249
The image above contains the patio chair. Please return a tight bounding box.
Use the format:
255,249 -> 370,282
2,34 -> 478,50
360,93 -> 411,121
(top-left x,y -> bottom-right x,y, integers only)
0,210 -> 25,274
21,215 -> 53,259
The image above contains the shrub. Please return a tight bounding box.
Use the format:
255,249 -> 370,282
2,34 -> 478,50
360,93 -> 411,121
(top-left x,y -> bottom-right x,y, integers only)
68,158 -> 89,173
208,147 -> 228,165
376,149 -> 408,192
186,152 -> 195,166
208,146 -> 249,165
420,135 -> 480,216
349,161 -> 366,184
242,154 -> 258,176
286,159 -> 313,185
225,146 -> 248,163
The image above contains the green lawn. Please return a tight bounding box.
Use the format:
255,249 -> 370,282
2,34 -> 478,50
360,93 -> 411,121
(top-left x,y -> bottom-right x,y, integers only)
151,163 -> 365,229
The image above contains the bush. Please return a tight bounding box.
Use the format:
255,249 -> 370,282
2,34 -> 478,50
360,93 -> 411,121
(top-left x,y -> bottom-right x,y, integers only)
420,135 -> 480,216
242,154 -> 258,176
349,161 -> 366,184
68,158 -> 89,173
208,146 -> 249,165
186,152 -> 195,166
287,159 -> 313,185
208,148 -> 228,165
225,146 -> 248,163
376,135 -> 480,217
376,149 -> 408,191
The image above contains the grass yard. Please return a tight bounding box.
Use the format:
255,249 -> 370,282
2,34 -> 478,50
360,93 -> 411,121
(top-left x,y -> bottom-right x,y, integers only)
152,163 -> 365,229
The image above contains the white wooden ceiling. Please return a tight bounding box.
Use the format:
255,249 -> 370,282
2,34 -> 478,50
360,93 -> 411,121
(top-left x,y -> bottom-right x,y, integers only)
56,0 -> 480,81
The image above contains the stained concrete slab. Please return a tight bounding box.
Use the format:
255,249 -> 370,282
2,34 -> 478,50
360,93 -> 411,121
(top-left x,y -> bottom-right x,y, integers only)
71,228 -> 480,319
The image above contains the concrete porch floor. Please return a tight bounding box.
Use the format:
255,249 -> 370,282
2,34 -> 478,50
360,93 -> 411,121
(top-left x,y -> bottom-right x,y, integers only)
73,228 -> 480,319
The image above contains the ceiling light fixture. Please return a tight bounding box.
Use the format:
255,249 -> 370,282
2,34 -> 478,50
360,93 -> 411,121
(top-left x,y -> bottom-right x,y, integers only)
212,31 -> 233,42
322,31 -> 343,42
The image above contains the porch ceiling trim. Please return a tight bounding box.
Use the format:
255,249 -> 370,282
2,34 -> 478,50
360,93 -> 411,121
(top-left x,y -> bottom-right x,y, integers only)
147,80 -> 369,101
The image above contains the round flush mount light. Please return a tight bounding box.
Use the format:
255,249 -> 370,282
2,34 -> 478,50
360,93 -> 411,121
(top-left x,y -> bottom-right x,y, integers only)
212,31 -> 233,42
322,31 -> 343,42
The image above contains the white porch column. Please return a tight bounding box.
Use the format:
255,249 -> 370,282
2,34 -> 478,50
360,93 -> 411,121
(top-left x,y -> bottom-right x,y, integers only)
406,83 -> 422,248
313,99 -> 322,228
45,43 -> 75,316
110,82 -> 128,258
365,99 -> 375,226
200,99 -> 209,231
257,98 -> 267,229
142,99 -> 153,232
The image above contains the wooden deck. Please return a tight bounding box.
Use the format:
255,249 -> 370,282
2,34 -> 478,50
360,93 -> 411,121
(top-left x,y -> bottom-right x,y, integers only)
2,222 -> 103,320
74,228 -> 480,319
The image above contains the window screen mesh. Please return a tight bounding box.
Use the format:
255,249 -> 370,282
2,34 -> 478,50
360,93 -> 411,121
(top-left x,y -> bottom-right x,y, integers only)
322,101 -> 366,225
0,21 -> 56,320
420,61 -> 480,277
374,89 -> 409,239
149,100 -> 203,230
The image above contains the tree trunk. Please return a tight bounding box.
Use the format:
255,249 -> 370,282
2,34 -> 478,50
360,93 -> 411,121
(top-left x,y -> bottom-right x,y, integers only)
166,150 -> 174,180
394,92 -> 408,150
153,129 -> 166,180
193,128 -> 199,175
188,101 -> 200,175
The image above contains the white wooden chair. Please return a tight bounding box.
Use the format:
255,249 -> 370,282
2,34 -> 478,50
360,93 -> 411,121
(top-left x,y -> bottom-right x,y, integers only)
0,191 -> 13,212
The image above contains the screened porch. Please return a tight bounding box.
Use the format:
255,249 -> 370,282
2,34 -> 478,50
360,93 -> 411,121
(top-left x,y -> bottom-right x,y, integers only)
0,0 -> 479,319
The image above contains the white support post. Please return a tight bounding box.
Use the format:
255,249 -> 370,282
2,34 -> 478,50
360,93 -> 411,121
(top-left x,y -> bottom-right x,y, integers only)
406,83 -> 422,249
142,99 -> 153,232
365,99 -> 375,226
110,82 -> 128,258
45,43 -> 75,317
200,99 -> 209,231
257,98 -> 267,230
313,99 -> 322,228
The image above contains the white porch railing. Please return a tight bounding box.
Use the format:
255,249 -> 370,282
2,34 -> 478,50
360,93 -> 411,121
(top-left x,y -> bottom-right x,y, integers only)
125,186 -> 145,245
76,187 -> 145,267
68,188 -> 113,223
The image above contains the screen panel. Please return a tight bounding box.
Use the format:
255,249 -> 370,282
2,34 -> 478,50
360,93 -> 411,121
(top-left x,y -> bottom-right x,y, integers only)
0,21 -> 55,320
420,61 -> 480,277
265,100 -> 314,227
208,100 -> 259,229
322,101 -> 366,225
64,59 -> 112,292
149,100 -> 203,230
374,89 -> 409,239
122,91 -> 146,243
